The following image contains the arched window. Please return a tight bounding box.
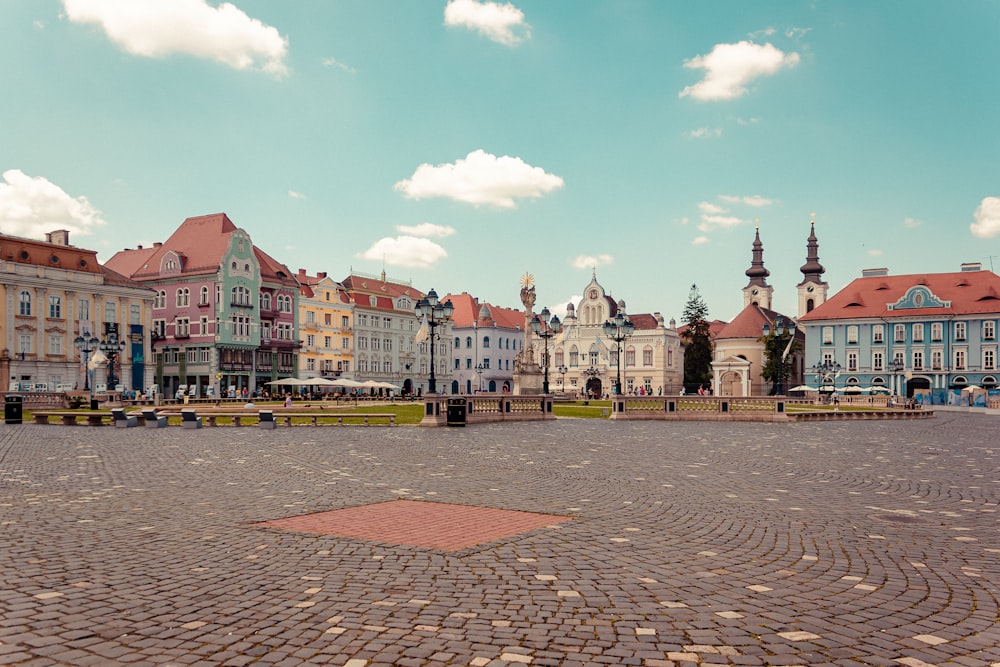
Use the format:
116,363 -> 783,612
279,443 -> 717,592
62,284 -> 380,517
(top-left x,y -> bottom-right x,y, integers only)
466,337 -> 473,348
454,337 -> 460,348
483,336 -> 490,348
200,286 -> 209,305
48,296 -> 61,319
18,290 -> 31,316
260,293 -> 271,311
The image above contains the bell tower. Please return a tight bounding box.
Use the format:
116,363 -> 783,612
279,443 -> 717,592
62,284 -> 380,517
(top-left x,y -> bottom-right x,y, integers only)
797,214 -> 828,317
742,224 -> 773,310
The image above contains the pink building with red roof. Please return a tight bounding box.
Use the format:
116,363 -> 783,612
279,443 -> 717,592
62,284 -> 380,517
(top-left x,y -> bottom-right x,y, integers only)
106,213 -> 300,398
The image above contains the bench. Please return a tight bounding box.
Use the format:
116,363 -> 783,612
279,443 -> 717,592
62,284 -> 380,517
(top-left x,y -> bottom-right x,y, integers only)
141,408 -> 168,428
32,411 -> 115,426
181,409 -> 202,429
111,408 -> 138,428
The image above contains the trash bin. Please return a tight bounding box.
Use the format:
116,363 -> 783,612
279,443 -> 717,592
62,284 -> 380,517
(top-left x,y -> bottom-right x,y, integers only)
446,397 -> 467,427
5,395 -> 23,425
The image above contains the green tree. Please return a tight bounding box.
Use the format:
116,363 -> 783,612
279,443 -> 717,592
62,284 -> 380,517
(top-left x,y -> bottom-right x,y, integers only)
759,329 -> 800,395
680,284 -> 713,390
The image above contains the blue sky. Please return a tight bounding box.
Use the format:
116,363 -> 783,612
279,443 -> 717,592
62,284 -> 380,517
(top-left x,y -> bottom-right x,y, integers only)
2,0 -> 999,324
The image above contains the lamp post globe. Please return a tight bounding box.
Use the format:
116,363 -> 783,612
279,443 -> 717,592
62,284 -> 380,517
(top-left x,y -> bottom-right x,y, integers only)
603,311 -> 634,395
531,308 -> 562,395
415,289 -> 453,394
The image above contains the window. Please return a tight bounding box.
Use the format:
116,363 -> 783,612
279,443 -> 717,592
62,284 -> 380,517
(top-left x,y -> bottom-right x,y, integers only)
176,318 -> 190,337
277,323 -> 293,340
306,311 -> 315,324
984,321 -> 996,340
872,325 -> 884,343
306,358 -> 316,371
931,322 -> 943,341
323,313 -> 332,326
625,349 -> 635,366
455,359 -> 461,370
232,286 -> 251,306
383,360 -> 392,373
176,288 -> 190,307
954,348 -> 966,370
280,295 -> 292,312
483,336 -> 490,348
231,315 -> 251,338
79,298 -> 90,321
383,317 -> 391,329
48,296 -> 61,319
847,351 -> 858,371
822,326 -> 833,345
104,301 -> 117,323
153,320 -> 166,337
846,325 -> 858,344
984,348 -> 996,371
872,351 -> 883,371
466,337 -> 473,348
200,348 -> 210,363
372,337 -> 380,351
358,314 -> 367,327
18,334 -> 33,354
384,338 -> 392,352
455,337 -> 460,348
955,322 -> 966,341
569,349 -> 579,367
324,336 -> 331,348
912,350 -> 923,371
643,347 -> 653,366
200,286 -> 209,305
342,316 -> 349,328
130,304 -> 141,325
483,357 -> 490,369
187,348 -> 197,363
18,290 -> 31,316
260,293 -> 271,310
931,349 -> 943,370
912,323 -> 923,342
342,338 -> 350,350
358,336 -> 368,350
306,334 -> 315,347
48,334 -> 62,356
466,358 -> 472,369
199,316 -> 208,334
894,324 -> 905,343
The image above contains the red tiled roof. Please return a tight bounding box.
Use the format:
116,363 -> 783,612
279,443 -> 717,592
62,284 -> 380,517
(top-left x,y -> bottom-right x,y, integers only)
0,231 -> 148,291
798,270 -> 1000,321
443,292 -> 524,330
677,319 -> 729,340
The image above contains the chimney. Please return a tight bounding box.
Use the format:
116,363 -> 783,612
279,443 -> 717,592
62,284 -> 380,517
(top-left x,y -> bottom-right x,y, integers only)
960,262 -> 982,272
45,230 -> 71,246
862,268 -> 889,277
153,242 -> 162,248
298,268 -> 307,276
318,272 -> 327,279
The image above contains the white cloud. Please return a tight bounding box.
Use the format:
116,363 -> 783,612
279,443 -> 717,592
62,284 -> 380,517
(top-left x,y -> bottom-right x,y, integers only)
357,236 -> 447,269
971,197 -> 1000,239
0,169 -> 106,238
902,216 -> 922,228
550,296 -> 581,321
288,190 -> 305,199
688,127 -> 722,139
571,254 -> 614,270
680,41 -> 800,101
321,56 -> 356,73
692,236 -> 711,246
719,194 -> 774,207
444,0 -> 529,46
698,201 -> 726,215
697,215 -> 744,232
62,0 -> 289,75
396,222 -> 456,238
394,149 -> 564,208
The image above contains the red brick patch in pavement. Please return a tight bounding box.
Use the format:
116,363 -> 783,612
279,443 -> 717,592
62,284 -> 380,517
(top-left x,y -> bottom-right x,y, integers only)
256,499 -> 572,550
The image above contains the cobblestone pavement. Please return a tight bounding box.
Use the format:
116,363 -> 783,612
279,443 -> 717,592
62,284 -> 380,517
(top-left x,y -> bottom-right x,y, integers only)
0,414 -> 997,667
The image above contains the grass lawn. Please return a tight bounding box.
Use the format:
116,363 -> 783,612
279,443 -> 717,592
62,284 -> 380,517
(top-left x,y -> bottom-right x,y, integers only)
553,401 -> 613,419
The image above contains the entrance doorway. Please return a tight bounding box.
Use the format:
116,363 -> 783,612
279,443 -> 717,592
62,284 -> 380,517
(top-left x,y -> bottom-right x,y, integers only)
586,378 -> 603,398
906,377 -> 930,398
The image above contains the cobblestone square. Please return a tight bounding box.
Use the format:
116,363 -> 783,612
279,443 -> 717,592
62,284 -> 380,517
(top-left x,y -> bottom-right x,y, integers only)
1,414 -> 997,666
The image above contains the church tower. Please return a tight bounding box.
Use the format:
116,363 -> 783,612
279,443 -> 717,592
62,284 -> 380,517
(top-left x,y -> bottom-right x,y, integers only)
742,226 -> 773,310
797,215 -> 828,317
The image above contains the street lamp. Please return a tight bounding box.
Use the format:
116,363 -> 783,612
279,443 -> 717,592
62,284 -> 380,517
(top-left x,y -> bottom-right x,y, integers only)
73,334 -> 100,400
762,316 -> 796,395
99,331 -> 127,390
888,357 -> 905,397
530,307 -> 562,395
475,362 -> 485,392
415,288 -> 453,394
603,310 -> 634,395
811,358 -> 841,399
557,364 -> 568,392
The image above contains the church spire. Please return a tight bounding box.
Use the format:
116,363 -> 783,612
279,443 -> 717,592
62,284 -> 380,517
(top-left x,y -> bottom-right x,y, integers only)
798,213 -> 825,285
744,224 -> 770,286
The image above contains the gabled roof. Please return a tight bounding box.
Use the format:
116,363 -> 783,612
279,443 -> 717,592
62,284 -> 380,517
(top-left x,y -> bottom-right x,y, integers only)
105,213 -> 298,288
629,313 -> 661,331
798,269 -> 1000,322
677,319 -> 728,341
715,304 -> 798,341
443,292 -> 524,330
342,272 -> 423,312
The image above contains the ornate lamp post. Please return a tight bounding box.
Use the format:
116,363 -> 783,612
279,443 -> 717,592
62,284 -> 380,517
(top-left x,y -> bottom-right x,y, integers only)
530,307 -> 562,395
603,311 -> 634,395
475,363 -> 485,392
557,364 -> 568,392
73,334 -> 100,406
888,358 -> 905,397
415,288 -> 453,394
99,331 -> 127,390
811,358 -> 842,400
762,316 -> 796,395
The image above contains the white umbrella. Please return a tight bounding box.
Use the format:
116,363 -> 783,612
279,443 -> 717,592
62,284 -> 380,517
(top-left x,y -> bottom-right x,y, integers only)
327,378 -> 365,388
266,377 -> 309,386
869,386 -> 890,393
961,385 -> 981,392
789,385 -> 817,392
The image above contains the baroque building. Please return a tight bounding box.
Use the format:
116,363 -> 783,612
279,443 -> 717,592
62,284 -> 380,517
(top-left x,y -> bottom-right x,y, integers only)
106,213 -> 300,398
1,230 -> 154,392
798,262 -> 1000,399
547,272 -> 684,396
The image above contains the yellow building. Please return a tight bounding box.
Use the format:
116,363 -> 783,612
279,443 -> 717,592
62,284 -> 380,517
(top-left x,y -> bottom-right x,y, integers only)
1,230 -> 155,392
296,270 -> 354,379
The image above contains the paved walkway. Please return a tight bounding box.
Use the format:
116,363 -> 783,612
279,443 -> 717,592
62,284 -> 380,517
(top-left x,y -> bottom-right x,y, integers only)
0,415 -> 997,666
